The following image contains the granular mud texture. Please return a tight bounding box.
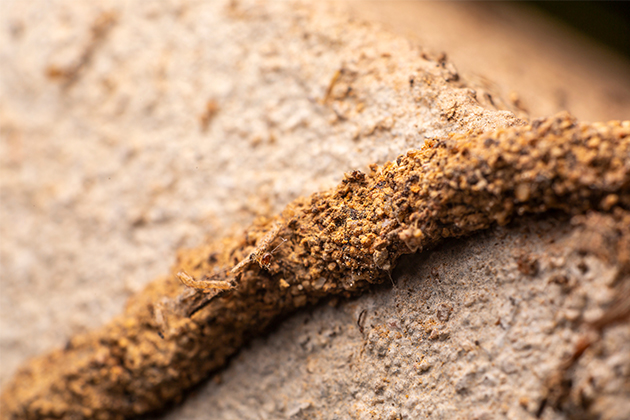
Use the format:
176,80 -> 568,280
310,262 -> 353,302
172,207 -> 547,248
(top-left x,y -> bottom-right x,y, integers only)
1,113 -> 629,419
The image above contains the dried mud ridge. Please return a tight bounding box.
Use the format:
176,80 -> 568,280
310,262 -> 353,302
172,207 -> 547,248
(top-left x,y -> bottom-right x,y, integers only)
2,113 -> 630,420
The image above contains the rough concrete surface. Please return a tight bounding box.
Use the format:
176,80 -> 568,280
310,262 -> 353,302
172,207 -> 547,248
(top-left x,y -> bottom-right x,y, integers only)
0,0 -> 629,419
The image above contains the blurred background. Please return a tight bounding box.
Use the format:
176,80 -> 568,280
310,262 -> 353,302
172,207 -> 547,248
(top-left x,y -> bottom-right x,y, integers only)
530,1 -> 630,60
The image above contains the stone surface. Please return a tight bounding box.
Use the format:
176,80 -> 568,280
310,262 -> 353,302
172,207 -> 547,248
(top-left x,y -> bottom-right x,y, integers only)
1,1 -> 629,419
0,0 -> 519,387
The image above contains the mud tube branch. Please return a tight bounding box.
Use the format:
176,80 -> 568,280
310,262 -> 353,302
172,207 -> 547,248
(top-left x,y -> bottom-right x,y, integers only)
2,113 -> 629,420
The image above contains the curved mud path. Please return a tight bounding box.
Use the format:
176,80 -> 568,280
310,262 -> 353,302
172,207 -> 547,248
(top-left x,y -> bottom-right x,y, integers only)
2,114 -> 629,419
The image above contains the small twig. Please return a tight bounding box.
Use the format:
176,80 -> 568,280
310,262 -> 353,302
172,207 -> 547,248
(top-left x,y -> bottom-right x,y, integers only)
177,270 -> 234,291
322,69 -> 342,104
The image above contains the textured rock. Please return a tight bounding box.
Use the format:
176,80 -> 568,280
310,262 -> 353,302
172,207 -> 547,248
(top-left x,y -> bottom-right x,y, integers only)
1,1 -> 629,420
0,0 -> 520,388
